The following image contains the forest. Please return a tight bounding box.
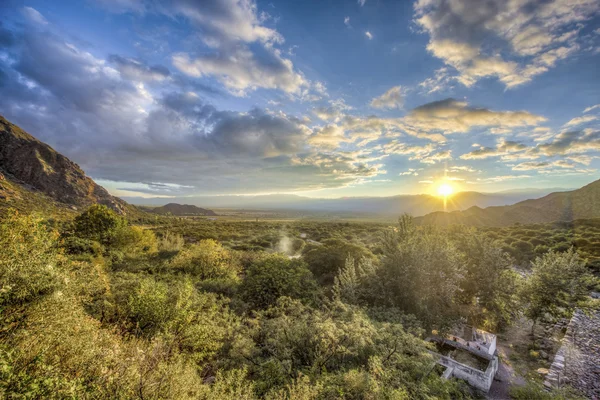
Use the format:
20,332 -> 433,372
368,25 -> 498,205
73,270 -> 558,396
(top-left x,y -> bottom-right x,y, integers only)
0,206 -> 598,399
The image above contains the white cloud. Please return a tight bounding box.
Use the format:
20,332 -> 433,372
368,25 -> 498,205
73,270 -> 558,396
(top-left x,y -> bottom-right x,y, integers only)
370,86 -> 403,109
173,47 -> 306,96
563,114 -> 598,128
414,0 -> 600,89
358,0 -> 366,6
584,104 -> 600,113
22,7 -> 48,25
365,31 -> 373,40
344,16 -> 351,27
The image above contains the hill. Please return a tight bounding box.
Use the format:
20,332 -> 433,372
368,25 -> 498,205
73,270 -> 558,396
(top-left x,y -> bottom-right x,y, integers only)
0,116 -> 131,215
416,179 -> 600,226
149,203 -> 217,216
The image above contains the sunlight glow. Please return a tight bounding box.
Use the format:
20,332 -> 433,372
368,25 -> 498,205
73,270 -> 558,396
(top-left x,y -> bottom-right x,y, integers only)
437,183 -> 454,197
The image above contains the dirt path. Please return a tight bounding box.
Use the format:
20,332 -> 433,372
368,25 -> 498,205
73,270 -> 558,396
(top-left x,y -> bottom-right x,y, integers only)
487,341 -> 527,399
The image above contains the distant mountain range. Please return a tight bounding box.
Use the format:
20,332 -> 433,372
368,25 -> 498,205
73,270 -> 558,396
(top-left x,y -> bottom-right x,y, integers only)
147,203 -> 217,216
416,179 -> 600,226
0,116 -> 130,215
123,188 -> 568,217
1,115 -> 596,227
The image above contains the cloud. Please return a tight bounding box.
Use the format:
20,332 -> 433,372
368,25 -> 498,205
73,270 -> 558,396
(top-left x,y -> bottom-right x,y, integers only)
99,0 -> 308,97
414,0 -> 600,88
399,168 -> 420,176
109,55 -> 170,82
22,7 -> 48,25
370,86 -> 403,109
512,160 -> 575,171
405,98 -> 545,134
344,16 -> 351,27
171,0 -> 282,46
537,129 -> 600,155
584,104 -> 600,113
358,0 -> 366,6
0,25 -> 383,195
418,67 -> 455,94
563,114 -> 598,128
173,46 -> 306,96
365,31 -> 373,40
460,140 -> 528,160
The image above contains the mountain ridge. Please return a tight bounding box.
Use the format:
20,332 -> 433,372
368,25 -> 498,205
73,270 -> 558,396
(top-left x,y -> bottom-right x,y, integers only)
0,116 -> 130,214
415,179 -> 600,226
149,203 -> 217,216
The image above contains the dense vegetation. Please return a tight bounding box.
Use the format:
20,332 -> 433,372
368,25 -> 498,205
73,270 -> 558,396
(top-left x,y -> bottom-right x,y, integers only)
0,206 -> 597,399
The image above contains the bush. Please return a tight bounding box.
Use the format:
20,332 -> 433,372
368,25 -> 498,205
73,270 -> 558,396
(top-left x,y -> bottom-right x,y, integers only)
239,255 -> 318,310
61,236 -> 104,256
0,211 -> 60,306
169,240 -> 240,280
72,204 -> 129,248
158,231 -> 185,253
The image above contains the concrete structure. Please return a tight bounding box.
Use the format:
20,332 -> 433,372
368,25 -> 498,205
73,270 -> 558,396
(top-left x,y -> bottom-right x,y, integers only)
428,326 -> 499,393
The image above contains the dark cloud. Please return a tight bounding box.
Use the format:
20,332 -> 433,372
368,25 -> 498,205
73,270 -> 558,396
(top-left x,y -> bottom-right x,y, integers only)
0,23 -> 379,195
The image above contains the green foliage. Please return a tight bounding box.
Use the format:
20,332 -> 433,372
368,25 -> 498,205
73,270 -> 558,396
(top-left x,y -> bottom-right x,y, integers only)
452,229 -> 523,329
158,231 -> 185,253
240,254 -> 318,310
169,239 -> 240,279
61,235 -> 104,256
523,249 -> 594,328
509,382 -> 586,399
0,210 -> 60,306
72,204 -> 129,247
303,238 -> 375,285
376,218 -> 466,330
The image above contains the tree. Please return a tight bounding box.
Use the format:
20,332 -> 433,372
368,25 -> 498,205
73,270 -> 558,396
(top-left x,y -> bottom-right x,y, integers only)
452,230 -> 523,329
239,255 -> 318,310
378,218 -> 465,331
302,238 -> 375,285
523,249 -> 593,337
72,204 -> 129,248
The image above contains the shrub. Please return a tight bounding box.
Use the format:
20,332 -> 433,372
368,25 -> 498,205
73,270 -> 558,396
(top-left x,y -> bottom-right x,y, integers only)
169,240 -> 240,280
72,204 -> 129,248
239,255 -> 318,310
158,231 -> 185,253
61,236 -> 104,256
0,211 -> 60,306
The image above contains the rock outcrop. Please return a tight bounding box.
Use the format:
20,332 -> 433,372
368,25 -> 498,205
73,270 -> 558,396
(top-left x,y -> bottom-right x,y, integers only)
0,116 -> 128,214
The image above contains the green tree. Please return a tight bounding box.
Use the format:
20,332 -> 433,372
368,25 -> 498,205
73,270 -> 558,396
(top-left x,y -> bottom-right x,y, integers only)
239,255 -> 318,310
378,218 -> 465,330
72,204 -> 129,248
523,249 -> 593,337
302,238 -> 375,285
452,231 -> 523,329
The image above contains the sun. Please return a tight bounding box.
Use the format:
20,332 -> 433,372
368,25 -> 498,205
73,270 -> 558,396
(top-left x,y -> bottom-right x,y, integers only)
437,183 -> 454,197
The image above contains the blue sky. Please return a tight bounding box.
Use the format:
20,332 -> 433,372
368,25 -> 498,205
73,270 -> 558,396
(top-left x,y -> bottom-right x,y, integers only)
0,0 -> 599,198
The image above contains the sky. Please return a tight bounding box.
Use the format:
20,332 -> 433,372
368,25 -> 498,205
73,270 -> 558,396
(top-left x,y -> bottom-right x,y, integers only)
0,0 -> 599,199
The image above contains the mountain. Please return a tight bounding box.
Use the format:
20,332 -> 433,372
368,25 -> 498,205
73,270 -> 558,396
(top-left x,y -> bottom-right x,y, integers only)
416,179 -> 600,226
124,188 -> 562,217
149,203 -> 217,216
0,116 -> 130,215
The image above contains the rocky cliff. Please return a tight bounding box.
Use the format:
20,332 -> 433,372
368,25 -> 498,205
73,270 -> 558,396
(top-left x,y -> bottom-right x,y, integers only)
0,116 -> 128,214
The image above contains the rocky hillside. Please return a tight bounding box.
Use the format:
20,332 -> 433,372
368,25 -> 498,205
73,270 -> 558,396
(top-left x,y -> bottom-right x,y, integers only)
150,203 -> 217,216
416,179 -> 600,227
0,116 -> 128,214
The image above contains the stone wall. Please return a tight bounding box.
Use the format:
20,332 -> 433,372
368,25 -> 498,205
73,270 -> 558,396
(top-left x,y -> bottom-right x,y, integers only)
544,309 -> 600,398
